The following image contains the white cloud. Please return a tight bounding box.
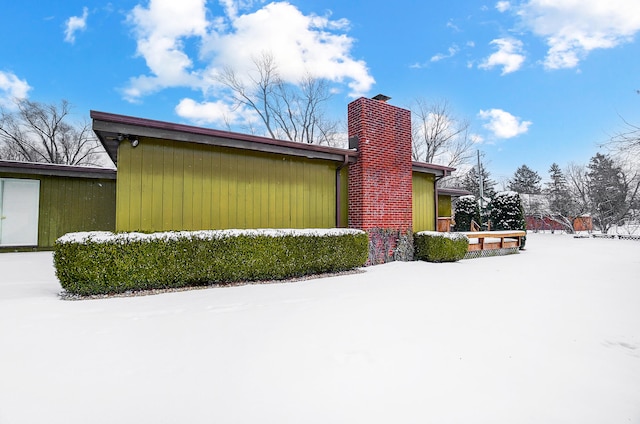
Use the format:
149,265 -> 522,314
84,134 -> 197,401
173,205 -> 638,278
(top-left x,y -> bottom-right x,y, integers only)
0,71 -> 31,108
517,0 -> 640,69
201,2 -> 373,96
446,20 -> 461,32
64,7 -> 89,44
175,98 -> 257,126
479,38 -> 526,74
470,133 -> 485,144
431,45 -> 460,62
496,1 -> 511,12
478,108 -> 531,139
124,0 -> 374,106
123,0 -> 209,100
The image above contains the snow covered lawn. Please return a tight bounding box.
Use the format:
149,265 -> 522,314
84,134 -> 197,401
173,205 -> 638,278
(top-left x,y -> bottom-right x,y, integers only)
1,233 -> 639,423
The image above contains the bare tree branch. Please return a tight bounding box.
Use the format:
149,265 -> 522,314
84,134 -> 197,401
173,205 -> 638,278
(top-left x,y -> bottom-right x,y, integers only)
0,99 -> 103,166
410,98 -> 474,168
215,51 -> 340,145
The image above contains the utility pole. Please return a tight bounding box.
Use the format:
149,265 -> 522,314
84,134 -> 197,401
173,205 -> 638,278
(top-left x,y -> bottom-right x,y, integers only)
477,149 -> 484,210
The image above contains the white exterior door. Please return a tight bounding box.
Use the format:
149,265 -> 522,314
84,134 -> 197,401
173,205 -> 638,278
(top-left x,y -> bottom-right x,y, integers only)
0,179 -> 40,247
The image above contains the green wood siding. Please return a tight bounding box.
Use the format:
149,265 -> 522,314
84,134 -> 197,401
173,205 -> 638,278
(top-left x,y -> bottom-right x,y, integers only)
438,194 -> 452,217
116,138 -> 347,232
412,172 -> 435,232
0,172 -> 116,249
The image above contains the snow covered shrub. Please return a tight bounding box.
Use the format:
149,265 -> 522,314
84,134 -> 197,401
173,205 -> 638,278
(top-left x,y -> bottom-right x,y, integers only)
414,231 -> 469,262
54,229 -> 369,296
489,191 -> 527,248
454,196 -> 481,231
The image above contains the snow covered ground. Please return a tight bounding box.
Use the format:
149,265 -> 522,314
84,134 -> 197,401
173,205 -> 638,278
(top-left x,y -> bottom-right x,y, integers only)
1,233 -> 639,424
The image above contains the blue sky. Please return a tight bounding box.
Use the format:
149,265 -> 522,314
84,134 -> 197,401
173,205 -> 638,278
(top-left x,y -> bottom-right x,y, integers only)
1,0 -> 639,183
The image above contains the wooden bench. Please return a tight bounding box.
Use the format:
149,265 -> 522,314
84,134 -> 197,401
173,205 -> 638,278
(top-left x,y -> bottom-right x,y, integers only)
460,230 -> 526,252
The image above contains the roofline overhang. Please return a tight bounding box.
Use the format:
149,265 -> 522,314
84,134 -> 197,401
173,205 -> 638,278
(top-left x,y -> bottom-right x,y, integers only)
0,160 -> 116,179
91,110 -> 359,166
438,187 -> 472,197
411,161 -> 455,177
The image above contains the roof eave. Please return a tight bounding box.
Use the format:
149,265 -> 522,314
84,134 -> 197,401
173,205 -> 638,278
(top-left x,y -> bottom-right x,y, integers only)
0,160 -> 116,179
91,110 -> 358,166
411,161 -> 456,177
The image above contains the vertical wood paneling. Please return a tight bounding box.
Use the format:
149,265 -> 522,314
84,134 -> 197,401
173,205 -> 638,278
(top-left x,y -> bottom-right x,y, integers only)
115,139 -> 341,232
438,195 -> 452,217
116,142 -> 131,231
1,172 -> 116,248
412,172 -> 435,232
290,161 -> 304,228
201,147 -> 213,230
340,167 -> 348,227
140,142 -> 154,231
255,157 -> 266,227
192,147 -> 204,230
209,149 -> 220,229
129,142 -> 143,231
161,143 -> 173,231
182,147 -> 194,230
40,178 -> 54,243
150,142 -> 164,231
275,158 -> 285,226
219,150 -> 230,229
171,143 -> 184,229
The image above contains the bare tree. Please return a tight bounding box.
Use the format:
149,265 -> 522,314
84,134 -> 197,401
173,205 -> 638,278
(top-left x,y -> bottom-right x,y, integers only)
566,157 -> 640,233
606,117 -> 640,163
565,162 -> 591,216
217,53 -> 280,139
410,98 -> 474,167
604,91 -> 640,164
216,52 -> 341,145
0,99 -> 103,166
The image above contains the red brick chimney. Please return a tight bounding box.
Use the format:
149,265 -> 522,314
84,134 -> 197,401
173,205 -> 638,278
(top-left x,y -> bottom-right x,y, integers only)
347,96 -> 413,263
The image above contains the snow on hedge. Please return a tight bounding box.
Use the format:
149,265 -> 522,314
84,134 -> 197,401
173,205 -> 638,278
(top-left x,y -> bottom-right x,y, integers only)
415,231 -> 469,241
57,228 -> 366,245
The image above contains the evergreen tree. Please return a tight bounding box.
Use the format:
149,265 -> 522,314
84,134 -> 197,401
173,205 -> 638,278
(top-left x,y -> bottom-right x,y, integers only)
489,191 -> 527,248
586,153 -> 627,233
545,163 -> 573,217
453,195 -> 481,231
460,165 -> 496,199
508,164 -> 542,194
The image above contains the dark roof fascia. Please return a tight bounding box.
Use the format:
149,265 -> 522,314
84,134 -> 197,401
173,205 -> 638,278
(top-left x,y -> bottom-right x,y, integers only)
0,160 -> 116,180
91,110 -> 359,165
412,161 -> 455,177
438,187 -> 472,197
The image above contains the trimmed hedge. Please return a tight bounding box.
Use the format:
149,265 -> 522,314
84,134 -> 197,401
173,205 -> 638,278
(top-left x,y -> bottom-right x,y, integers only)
414,231 -> 469,263
54,229 -> 369,296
